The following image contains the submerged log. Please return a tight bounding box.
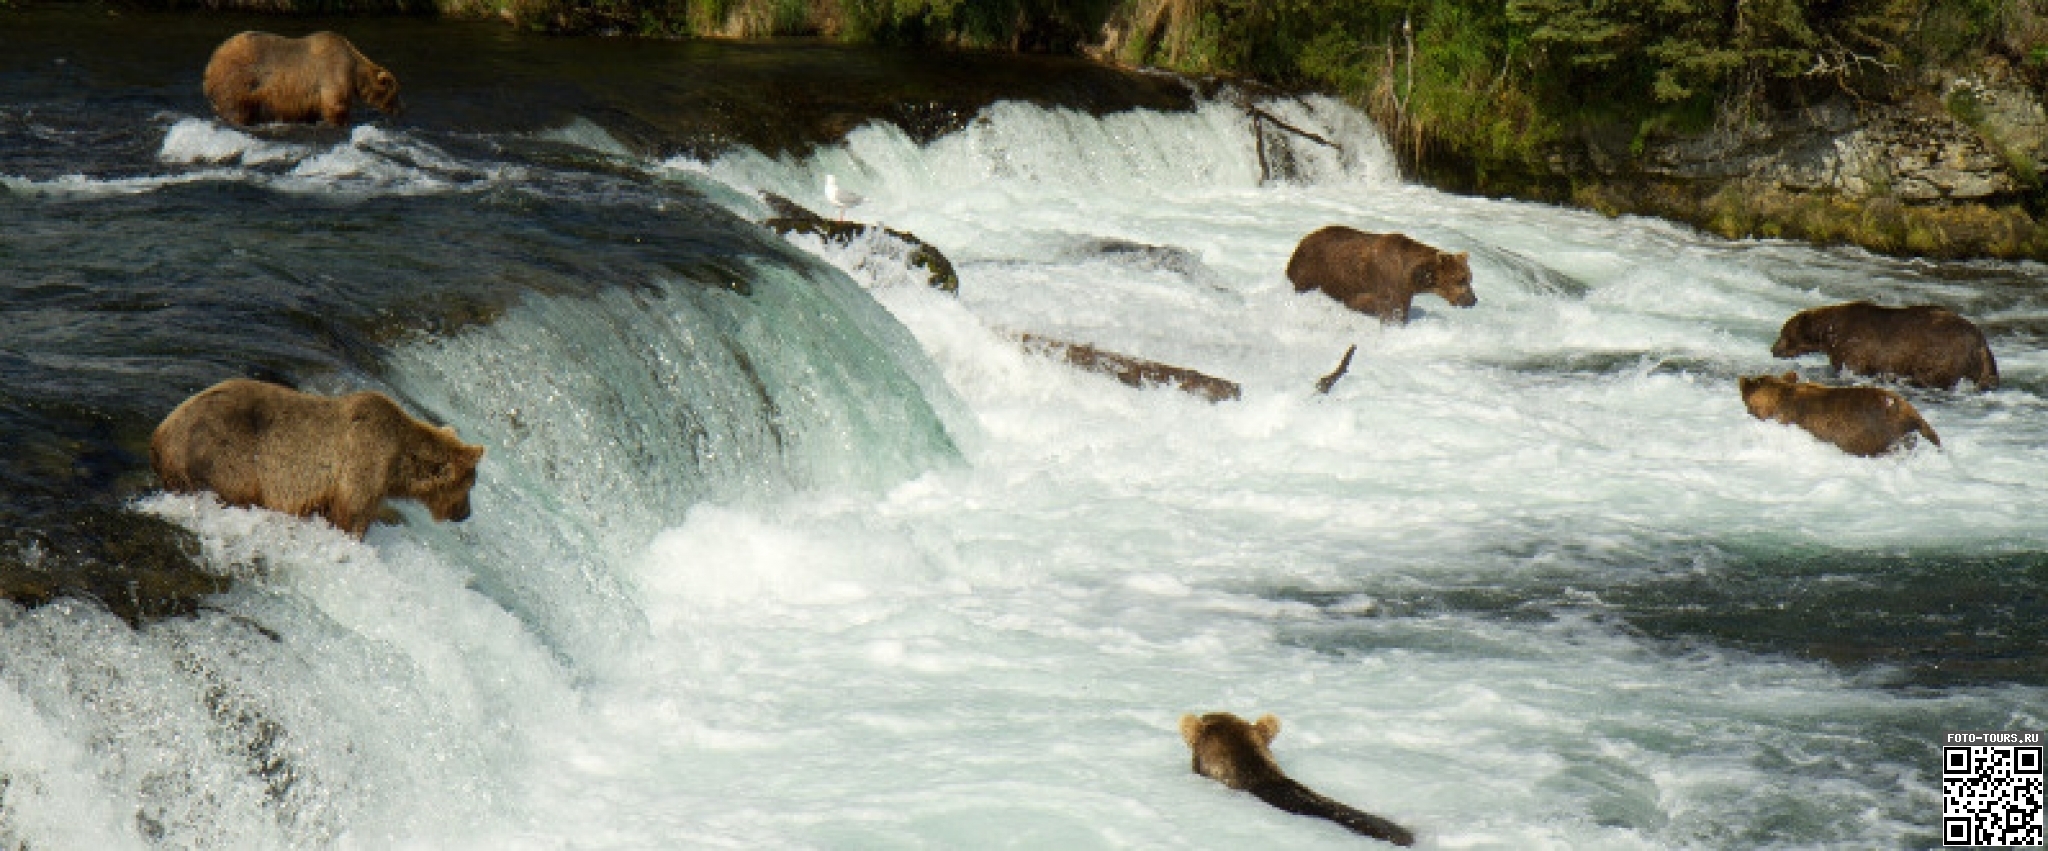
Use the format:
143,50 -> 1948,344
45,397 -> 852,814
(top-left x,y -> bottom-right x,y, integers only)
1015,333 -> 1241,403
760,192 -> 959,292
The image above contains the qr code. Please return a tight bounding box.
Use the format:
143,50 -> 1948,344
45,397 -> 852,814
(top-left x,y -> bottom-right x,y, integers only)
1944,735 -> 2044,847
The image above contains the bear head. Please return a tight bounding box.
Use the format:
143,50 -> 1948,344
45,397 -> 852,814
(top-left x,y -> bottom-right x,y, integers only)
1770,308 -> 1829,358
1428,251 -> 1477,308
359,66 -> 402,116
1738,371 -> 1801,420
406,426 -> 484,523
1180,712 -> 1282,787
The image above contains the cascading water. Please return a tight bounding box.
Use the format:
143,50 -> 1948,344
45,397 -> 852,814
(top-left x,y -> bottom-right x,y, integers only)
3,24 -> 2044,849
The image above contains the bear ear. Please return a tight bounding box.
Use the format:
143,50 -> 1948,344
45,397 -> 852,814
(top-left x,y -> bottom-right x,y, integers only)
1781,371 -> 1798,383
437,427 -> 486,463
1253,714 -> 1280,744
1453,251 -> 1468,260
1179,714 -> 1204,746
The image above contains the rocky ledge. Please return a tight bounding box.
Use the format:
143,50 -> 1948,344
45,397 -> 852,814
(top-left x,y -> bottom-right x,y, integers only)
1504,60 -> 2048,259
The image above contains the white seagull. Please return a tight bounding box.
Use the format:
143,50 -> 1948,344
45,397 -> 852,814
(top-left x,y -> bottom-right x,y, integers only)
825,174 -> 864,223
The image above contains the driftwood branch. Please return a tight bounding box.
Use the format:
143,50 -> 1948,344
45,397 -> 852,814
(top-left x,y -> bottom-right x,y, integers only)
1247,104 -> 1340,183
1314,344 -> 1357,395
1248,107 -> 1340,150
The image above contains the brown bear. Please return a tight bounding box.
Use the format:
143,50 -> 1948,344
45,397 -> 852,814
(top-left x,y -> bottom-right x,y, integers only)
1180,712 -> 1415,846
151,379 -> 483,538
1738,372 -> 1941,457
1286,225 -> 1476,324
1771,301 -> 1998,391
202,31 -> 401,127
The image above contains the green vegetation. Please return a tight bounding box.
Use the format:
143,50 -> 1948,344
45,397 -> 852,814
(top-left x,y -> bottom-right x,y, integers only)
1090,0 -> 2044,258
456,0 -> 1120,43
1108,1 -> 2033,180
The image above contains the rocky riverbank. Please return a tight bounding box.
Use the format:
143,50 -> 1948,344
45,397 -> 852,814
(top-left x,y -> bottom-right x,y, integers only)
1460,59 -> 2048,260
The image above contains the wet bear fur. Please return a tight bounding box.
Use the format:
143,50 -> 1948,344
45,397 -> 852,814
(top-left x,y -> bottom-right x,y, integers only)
1180,712 -> 1415,846
1738,372 -> 1941,457
1771,301 -> 1998,391
151,379 -> 483,538
1286,225 -> 1476,324
203,31 -> 401,127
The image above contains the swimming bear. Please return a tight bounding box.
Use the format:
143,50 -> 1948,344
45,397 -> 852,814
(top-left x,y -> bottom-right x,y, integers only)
1738,371 -> 1941,457
1180,712 -> 1415,846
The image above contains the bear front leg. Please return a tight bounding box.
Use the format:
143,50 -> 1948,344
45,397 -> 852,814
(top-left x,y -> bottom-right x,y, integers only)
339,509 -> 374,539
319,495 -> 374,539
224,99 -> 260,127
321,91 -> 351,127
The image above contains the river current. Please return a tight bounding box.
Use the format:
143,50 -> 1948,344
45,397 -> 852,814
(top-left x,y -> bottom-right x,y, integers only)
2,7 -> 2045,849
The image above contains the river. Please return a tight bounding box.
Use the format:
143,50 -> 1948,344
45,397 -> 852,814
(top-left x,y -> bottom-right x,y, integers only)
2,6 -> 2044,849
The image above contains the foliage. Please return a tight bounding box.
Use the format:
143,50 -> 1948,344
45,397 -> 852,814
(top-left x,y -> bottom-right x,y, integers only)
1105,0 -> 2018,187
838,0 -> 1119,49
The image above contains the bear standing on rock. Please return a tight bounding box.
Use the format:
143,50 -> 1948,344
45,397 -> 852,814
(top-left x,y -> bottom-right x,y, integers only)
152,379 -> 483,538
1771,301 -> 1998,391
1738,372 -> 1941,457
1286,225 -> 1476,324
203,31 -> 401,127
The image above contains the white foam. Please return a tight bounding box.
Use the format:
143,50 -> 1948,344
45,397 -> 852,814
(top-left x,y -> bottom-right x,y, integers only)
157,117 -> 313,166
4,94 -> 2038,848
534,116 -> 638,160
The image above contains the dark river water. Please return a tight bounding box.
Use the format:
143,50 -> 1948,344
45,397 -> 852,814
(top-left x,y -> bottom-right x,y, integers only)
1,3 -> 1188,618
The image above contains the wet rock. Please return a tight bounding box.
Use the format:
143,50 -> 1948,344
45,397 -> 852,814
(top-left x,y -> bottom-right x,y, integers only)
760,192 -> 960,292
1072,238 -> 1221,286
1,505 -> 227,627
1518,70 -> 2048,259
1635,99 -> 2031,205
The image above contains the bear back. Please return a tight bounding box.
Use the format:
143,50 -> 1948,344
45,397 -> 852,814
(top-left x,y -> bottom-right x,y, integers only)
152,379 -> 481,537
1738,372 -> 1940,456
202,31 -> 401,127
1770,301 -> 1997,390
1286,225 -> 1476,324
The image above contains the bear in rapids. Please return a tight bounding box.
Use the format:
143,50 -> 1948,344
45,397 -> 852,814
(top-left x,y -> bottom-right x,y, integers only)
202,31 -> 401,127
151,379 -> 483,538
1770,301 -> 1998,391
1286,225 -> 1476,324
1738,372 -> 1940,457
